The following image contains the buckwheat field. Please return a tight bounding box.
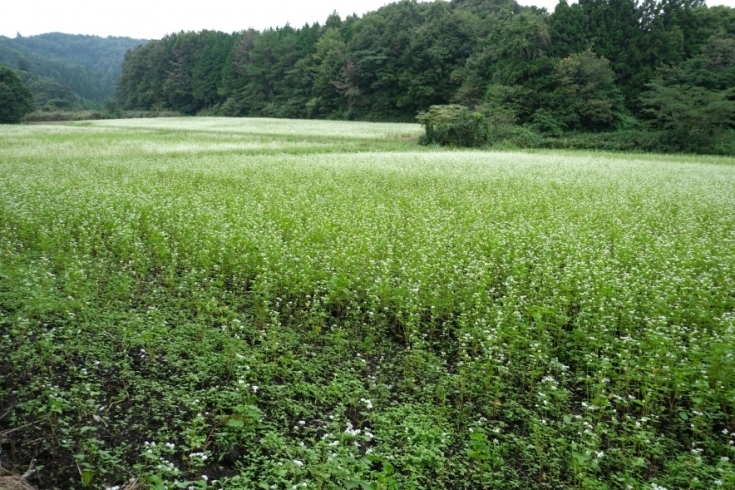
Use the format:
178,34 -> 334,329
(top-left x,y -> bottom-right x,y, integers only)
1,118 -> 734,490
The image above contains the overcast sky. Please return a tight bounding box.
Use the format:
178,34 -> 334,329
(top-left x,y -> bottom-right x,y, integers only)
2,0 -> 734,40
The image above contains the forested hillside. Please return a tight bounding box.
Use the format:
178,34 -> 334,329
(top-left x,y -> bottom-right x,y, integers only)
0,33 -> 145,108
116,0 -> 735,151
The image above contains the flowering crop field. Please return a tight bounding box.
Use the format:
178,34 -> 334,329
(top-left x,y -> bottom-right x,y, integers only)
1,118 -> 735,490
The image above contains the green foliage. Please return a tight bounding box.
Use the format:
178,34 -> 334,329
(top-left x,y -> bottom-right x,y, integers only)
553,50 -> 628,131
0,65 -> 33,123
544,129 -> 678,152
417,104 -> 489,147
489,9 -> 551,64
20,109 -> 181,122
486,121 -> 547,148
0,33 -> 145,103
2,119 -> 735,489
41,97 -> 73,111
529,108 -> 565,136
113,0 -> 734,151
639,33 -> 735,152
17,70 -> 78,109
310,28 -> 351,117
640,81 -> 735,152
548,0 -> 587,58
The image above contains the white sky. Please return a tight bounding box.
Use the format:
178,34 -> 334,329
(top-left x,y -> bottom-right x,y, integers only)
2,0 -> 734,40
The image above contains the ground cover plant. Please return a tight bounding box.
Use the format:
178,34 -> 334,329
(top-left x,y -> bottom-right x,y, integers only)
1,118 -> 734,490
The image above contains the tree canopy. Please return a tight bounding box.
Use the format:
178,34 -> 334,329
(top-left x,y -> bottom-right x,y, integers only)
0,65 -> 33,123
0,33 -> 145,108
115,0 -> 733,142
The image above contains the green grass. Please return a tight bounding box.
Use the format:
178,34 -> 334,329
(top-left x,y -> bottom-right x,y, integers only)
1,118 -> 734,490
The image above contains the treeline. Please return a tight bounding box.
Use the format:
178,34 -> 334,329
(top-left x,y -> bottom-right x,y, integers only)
0,33 -> 145,109
115,0 -> 732,153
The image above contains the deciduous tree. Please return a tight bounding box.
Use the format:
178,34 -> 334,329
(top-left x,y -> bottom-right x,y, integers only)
0,66 -> 33,123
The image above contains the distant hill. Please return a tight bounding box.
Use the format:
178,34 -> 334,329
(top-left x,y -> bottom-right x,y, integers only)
0,32 -> 146,107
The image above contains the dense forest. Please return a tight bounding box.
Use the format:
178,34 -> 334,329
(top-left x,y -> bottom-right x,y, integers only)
0,33 -> 145,109
115,0 -> 735,152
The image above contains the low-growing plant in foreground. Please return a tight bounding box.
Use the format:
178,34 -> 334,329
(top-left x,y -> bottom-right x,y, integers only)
0,118 -> 734,490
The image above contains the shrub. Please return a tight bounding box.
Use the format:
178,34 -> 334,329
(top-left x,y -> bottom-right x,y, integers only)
544,129 -> 735,155
23,110 -> 105,122
712,130 -> 735,155
22,110 -> 182,122
417,105 -> 489,147
529,109 -> 565,137
489,124 -> 546,148
42,98 -> 73,111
